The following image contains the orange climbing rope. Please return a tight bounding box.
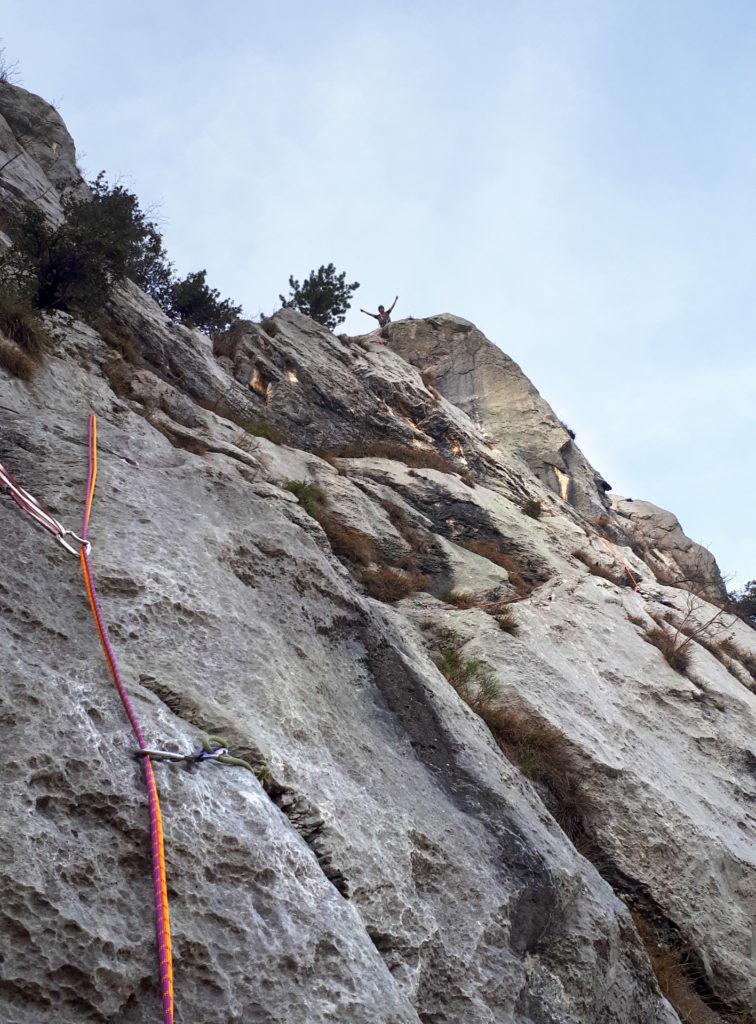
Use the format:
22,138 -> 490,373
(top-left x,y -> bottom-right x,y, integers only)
79,415 -> 174,1024
1,417 -> 175,1023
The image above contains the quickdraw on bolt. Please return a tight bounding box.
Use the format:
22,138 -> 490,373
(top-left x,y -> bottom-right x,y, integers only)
0,459 -> 90,556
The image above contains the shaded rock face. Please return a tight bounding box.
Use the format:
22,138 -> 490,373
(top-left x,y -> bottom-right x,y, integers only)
1,83 -> 755,1024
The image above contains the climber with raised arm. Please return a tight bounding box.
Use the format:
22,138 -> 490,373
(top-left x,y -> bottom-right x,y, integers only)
360,296 -> 398,340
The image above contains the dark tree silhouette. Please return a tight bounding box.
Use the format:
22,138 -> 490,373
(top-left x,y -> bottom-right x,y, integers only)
279,263 -> 359,330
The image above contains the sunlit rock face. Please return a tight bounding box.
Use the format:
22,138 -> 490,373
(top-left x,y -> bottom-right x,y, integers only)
1,81 -> 754,1024
387,314 -> 614,518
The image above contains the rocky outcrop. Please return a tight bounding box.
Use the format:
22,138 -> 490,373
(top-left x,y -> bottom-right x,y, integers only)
387,315 -> 613,517
1,82 -> 754,1024
0,82 -> 84,231
611,496 -> 727,602
385,316 -> 728,602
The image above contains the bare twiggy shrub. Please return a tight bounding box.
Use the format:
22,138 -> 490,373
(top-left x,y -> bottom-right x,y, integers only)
0,46 -> 20,83
643,627 -> 692,674
644,596 -> 737,677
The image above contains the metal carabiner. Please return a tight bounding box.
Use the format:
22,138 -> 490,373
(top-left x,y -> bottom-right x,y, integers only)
57,529 -> 92,557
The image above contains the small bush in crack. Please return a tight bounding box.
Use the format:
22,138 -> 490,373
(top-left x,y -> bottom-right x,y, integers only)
522,498 -> 542,520
242,420 -> 289,445
435,646 -> 499,709
285,480 -> 324,519
642,627 -> 691,674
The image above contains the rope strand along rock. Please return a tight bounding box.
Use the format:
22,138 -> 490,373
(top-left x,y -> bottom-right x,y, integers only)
79,414 -> 174,1024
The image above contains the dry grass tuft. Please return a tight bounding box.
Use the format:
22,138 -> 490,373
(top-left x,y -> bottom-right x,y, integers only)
242,420 -> 288,444
304,496 -> 428,601
573,549 -> 630,587
458,539 -> 533,596
0,338 -> 36,381
435,646 -> 499,709
643,627 -> 691,674
361,566 -> 428,603
434,636 -> 589,840
631,912 -> 735,1024
316,440 -> 474,485
320,518 -> 378,567
0,292 -> 46,360
439,590 -> 478,609
102,355 -> 136,399
719,638 -> 756,685
259,316 -> 280,337
0,284 -> 47,380
493,605 -> 519,634
380,500 -> 434,555
484,706 -> 589,838
94,316 -> 144,365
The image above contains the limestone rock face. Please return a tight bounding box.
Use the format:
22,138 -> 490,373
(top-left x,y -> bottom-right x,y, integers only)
611,496 -> 727,601
386,315 -> 612,517
0,81 -> 84,228
1,83 -> 754,1024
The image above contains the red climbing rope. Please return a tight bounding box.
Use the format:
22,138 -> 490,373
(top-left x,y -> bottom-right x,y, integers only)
79,415 -> 174,1024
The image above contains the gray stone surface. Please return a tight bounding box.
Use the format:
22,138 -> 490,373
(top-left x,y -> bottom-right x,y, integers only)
0,81 -> 84,227
386,315 -> 613,518
611,496 -> 727,601
1,81 -> 754,1024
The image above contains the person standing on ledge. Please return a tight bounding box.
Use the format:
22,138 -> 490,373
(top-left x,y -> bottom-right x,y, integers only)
360,296 -> 398,340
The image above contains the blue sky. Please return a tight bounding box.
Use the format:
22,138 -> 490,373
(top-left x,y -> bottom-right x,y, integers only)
4,1 -> 755,583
